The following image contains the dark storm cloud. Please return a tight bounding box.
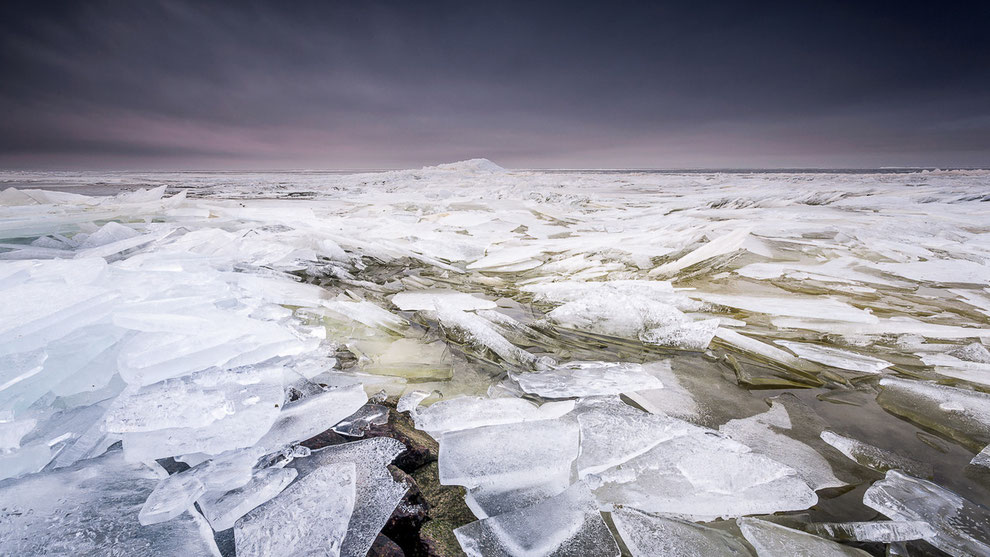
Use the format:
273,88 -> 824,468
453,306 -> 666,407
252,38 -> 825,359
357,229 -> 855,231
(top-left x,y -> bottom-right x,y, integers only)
1,0 -> 988,169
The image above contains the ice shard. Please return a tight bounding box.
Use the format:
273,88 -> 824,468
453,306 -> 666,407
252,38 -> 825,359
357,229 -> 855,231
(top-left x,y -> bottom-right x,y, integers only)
438,418 -> 579,490
738,517 -> 871,556
454,482 -> 620,557
820,430 -> 933,478
109,366 -> 285,461
863,470 -> 990,556
414,395 -> 574,436
256,383 -> 368,452
511,361 -> 663,398
589,428 -> 817,520
574,396 -> 694,477
391,289 -> 497,311
775,340 -> 891,373
804,521 -> 935,543
0,449 -> 220,556
290,437 -> 408,557
719,400 -> 846,490
876,377 -> 990,452
200,466 -> 298,532
235,462 -> 356,557
611,507 -> 753,557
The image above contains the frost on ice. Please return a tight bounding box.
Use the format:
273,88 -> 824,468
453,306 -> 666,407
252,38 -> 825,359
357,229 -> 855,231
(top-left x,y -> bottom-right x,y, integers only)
2,164 -> 990,555
235,462 -> 356,557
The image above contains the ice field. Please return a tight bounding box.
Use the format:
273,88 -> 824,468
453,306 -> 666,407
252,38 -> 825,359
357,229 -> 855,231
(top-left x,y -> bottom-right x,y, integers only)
1,160 -> 990,556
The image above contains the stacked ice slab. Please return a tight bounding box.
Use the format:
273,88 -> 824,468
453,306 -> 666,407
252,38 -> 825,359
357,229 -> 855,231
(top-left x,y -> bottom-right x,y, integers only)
404,391 -> 990,557
0,187 -> 409,556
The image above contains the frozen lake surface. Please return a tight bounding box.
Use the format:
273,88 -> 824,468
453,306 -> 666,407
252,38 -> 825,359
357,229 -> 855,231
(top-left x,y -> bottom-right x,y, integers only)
1,160 -> 989,556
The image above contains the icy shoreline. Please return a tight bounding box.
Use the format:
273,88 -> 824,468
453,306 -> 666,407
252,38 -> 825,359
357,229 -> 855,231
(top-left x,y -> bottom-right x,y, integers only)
2,160 -> 990,556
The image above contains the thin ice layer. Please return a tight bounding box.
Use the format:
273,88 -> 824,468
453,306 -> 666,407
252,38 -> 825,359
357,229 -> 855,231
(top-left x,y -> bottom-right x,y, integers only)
546,292 -> 686,339
414,395 -> 574,436
454,482 -> 620,557
0,416 -> 36,452
650,228 -> 770,278
611,507 -> 752,557
719,401 -> 845,490
921,348 -> 990,386
0,349 -> 46,396
464,481 -> 571,520
139,472 -> 206,525
140,447 -> 264,525
0,449 -> 220,556
511,361 -> 663,398
235,462 -> 356,557
332,403 -> 389,437
105,365 -> 284,434
590,427 -> 817,521
820,430 -> 932,478
695,293 -> 878,324
805,521 -> 935,543
116,320 -> 306,386
863,470 -> 990,556
738,517 -> 870,557
972,445 -> 990,469
391,289 -> 497,311
522,280 -> 678,305
574,396 -> 695,477
438,418 -> 579,490
876,377 -> 990,452
640,318 -> 719,350
713,328 -> 816,371
775,341 -> 891,373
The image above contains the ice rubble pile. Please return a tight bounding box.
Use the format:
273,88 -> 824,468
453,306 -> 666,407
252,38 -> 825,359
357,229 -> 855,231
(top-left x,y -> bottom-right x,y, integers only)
0,188 -> 412,555
2,163 -> 990,555
403,389 -> 990,556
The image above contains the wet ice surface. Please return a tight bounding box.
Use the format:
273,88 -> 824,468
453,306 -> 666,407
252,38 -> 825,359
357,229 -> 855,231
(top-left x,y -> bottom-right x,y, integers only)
2,162 -> 990,555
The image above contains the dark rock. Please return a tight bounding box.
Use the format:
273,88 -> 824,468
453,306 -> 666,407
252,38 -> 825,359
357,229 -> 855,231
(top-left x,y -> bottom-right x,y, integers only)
368,534 -> 405,557
292,398 -> 468,556
300,429 -> 350,450
409,462 -> 474,557
383,466 -> 431,553
364,401 -> 439,473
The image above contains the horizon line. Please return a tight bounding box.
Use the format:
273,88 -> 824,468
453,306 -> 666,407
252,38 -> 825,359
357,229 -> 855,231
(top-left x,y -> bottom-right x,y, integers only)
1,165 -> 988,174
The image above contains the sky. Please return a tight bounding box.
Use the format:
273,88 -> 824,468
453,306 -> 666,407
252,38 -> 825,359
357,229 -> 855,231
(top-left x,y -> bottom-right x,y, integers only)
1,1 -> 989,170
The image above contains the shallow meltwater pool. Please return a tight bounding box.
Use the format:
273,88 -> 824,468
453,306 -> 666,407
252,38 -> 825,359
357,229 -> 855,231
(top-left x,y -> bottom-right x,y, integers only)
1,163 -> 989,556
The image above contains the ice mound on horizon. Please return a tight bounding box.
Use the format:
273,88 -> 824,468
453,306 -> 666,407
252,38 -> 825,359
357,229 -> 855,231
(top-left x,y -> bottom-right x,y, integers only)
428,158 -> 505,173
